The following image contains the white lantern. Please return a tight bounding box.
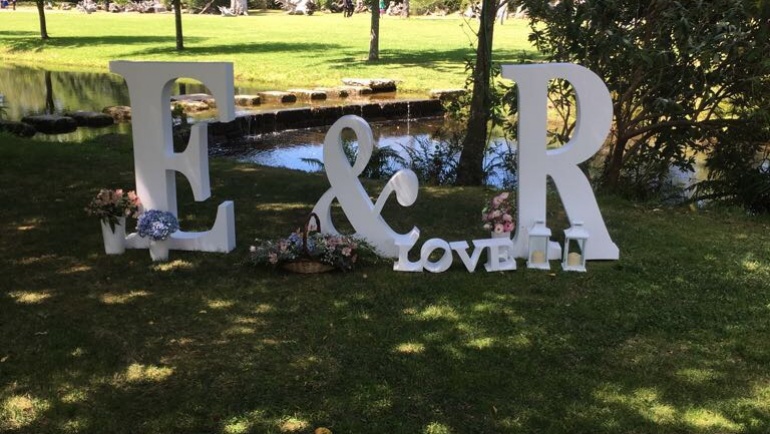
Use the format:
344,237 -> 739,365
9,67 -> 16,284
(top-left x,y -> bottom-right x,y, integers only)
562,221 -> 589,272
527,220 -> 552,270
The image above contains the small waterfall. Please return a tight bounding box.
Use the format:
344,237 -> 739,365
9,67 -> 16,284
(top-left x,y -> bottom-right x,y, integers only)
406,101 -> 411,136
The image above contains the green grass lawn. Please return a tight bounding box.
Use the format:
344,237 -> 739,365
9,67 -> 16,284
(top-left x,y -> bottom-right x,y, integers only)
1,132 -> 770,433
0,8 -> 535,93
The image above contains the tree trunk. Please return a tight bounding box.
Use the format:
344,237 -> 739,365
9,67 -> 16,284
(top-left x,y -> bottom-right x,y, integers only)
174,0 -> 184,51
603,136 -> 628,190
368,0 -> 379,61
455,0 -> 496,186
36,0 -> 48,40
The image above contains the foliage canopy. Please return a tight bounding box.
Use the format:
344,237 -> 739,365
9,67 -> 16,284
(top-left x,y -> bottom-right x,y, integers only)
519,0 -> 770,203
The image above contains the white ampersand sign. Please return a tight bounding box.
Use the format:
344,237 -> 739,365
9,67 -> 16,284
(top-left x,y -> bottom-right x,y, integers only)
312,115 -> 420,257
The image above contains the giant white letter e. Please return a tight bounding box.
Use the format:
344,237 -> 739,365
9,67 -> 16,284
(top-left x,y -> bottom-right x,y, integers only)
110,61 -> 236,253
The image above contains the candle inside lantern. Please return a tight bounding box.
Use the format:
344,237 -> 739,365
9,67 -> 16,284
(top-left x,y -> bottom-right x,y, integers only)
568,252 -> 582,266
532,250 -> 546,264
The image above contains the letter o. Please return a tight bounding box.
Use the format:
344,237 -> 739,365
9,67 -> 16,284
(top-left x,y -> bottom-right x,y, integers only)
420,238 -> 453,273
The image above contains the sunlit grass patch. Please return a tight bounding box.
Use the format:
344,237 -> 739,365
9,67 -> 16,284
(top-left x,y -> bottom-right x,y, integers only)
253,303 -> 274,314
683,408 -> 742,432
57,264 -> 92,275
14,254 -> 56,265
150,259 -> 195,272
123,363 -> 175,383
8,290 -> 53,304
222,326 -> 257,336
394,341 -> 425,354
423,421 -> 453,434
58,415 -> 90,433
0,395 -> 50,431
206,298 -> 236,309
278,416 -> 309,432
99,290 -> 151,305
742,257 -> 769,275
417,304 -> 461,321
465,336 -> 495,349
593,384 -> 677,424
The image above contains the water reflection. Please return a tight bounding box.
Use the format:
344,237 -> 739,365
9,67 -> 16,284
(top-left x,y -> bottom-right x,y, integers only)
222,118 -> 518,188
0,64 -> 130,120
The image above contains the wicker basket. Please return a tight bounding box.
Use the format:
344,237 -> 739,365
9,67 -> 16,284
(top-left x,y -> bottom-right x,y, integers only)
281,213 -> 335,274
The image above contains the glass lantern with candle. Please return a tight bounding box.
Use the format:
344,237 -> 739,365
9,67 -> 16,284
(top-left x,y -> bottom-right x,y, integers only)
527,220 -> 552,270
562,221 -> 589,272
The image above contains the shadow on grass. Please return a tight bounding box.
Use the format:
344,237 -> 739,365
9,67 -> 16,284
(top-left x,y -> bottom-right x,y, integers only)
124,41 -> 346,57
1,35 -> 206,53
328,47 -> 541,74
1,135 -> 770,433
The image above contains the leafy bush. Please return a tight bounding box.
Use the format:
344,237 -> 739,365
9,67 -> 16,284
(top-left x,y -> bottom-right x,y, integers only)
408,0 -> 467,14
694,116 -> 770,214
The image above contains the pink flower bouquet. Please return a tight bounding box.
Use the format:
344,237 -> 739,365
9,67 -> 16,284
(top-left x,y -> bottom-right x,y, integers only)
482,191 -> 516,234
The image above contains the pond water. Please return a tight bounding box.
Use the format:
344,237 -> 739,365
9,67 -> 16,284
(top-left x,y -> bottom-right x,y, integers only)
0,63 -> 424,141
218,117 -> 518,188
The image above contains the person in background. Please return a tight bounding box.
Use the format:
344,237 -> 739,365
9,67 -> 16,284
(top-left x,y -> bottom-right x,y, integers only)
379,0 -> 385,15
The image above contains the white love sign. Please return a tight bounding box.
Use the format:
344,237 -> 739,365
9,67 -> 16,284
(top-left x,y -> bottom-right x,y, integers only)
109,61 -> 236,254
394,237 -> 517,273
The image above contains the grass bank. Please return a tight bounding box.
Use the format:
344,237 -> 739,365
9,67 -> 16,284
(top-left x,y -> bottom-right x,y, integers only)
1,132 -> 770,433
0,8 -> 535,93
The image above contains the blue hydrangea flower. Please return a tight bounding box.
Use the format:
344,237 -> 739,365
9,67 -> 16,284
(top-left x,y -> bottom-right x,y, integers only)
136,210 -> 180,241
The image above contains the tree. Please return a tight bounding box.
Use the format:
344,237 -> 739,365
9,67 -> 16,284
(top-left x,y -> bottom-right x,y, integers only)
455,0 -> 502,185
369,0 -> 380,61
173,0 -> 184,51
36,0 -> 48,40
519,0 -> 770,193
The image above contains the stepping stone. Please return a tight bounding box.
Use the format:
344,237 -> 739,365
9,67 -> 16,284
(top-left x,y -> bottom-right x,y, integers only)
429,89 -> 467,101
338,85 -> 373,96
66,111 -> 115,128
235,95 -> 262,106
103,105 -> 132,121
171,93 -> 217,108
20,115 -> 77,134
341,78 -> 397,93
171,100 -> 211,112
258,91 -> 297,104
314,87 -> 350,98
288,89 -> 327,101
0,120 -> 36,137
171,93 -> 213,102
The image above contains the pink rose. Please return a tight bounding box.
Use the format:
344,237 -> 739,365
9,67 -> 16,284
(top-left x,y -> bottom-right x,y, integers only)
503,221 -> 514,232
268,253 -> 278,264
503,213 -> 512,222
499,192 -> 509,200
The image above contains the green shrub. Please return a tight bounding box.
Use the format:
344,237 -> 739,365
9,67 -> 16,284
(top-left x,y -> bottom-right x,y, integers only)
408,0 -> 468,15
